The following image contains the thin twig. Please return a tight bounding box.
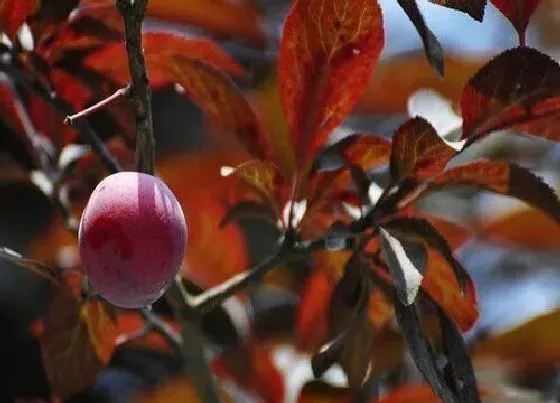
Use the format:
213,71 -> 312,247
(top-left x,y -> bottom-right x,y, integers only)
191,234 -> 292,315
64,85 -> 131,126
116,0 -> 154,175
0,62 -> 122,174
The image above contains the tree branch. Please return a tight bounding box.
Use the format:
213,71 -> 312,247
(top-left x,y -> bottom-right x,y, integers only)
116,0 -> 154,175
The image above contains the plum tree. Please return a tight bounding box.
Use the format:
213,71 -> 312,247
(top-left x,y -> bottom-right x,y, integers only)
78,172 -> 187,308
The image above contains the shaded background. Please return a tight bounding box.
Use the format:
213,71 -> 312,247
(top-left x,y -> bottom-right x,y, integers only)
0,0 -> 559,402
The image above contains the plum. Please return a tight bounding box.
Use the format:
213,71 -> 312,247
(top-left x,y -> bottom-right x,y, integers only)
78,172 -> 187,308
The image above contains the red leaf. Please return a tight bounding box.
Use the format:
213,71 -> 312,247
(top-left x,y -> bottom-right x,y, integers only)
39,273 -> 117,400
82,0 -> 266,48
84,31 -> 247,88
462,47 -> 560,142
426,161 -> 560,225
428,0 -> 486,21
390,117 -> 457,182
377,384 -> 439,402
0,0 -> 39,37
296,381 -> 351,403
212,345 -> 285,403
116,312 -> 180,352
278,0 -> 384,168
490,0 -> 543,45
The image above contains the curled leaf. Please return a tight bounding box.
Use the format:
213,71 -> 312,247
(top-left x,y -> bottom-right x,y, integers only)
429,0 -> 486,22
490,0 -> 543,45
390,117 -> 457,182
462,47 -> 560,142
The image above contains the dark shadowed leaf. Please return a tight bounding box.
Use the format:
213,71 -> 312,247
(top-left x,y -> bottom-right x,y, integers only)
381,217 -> 472,296
396,0 -> 444,76
393,298 -> 457,403
429,0 -> 486,21
325,252 -> 373,388
0,246 -> 59,281
0,0 -> 39,37
390,117 -> 457,182
220,201 -> 277,228
379,228 -> 426,306
490,0 -> 543,45
84,31 -> 247,88
278,0 -> 385,167
82,0 -> 266,48
426,161 -> 560,224
462,47 -> 560,142
346,162 -> 371,206
438,308 -> 482,403
165,58 -> 269,160
40,273 -> 117,400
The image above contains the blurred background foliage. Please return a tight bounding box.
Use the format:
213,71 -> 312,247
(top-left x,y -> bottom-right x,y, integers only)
0,0 -> 559,402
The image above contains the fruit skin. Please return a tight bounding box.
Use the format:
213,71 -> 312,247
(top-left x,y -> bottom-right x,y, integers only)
78,172 -> 187,308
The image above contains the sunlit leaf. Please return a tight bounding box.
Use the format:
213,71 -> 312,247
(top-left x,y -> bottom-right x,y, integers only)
490,0 -> 543,45
40,273 -> 117,400
473,309 -> 560,372
278,0 -> 384,167
397,0 -> 444,76
379,227 -> 426,306
479,207 -> 560,251
225,159 -> 282,206
212,345 -> 285,403
462,47 -> 560,142
84,31 -> 247,88
425,161 -> 560,225
0,0 -> 39,37
390,117 -> 456,182
429,0 -> 486,21
115,311 -> 179,352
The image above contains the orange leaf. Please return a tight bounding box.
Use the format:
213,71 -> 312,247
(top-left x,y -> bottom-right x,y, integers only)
490,0 -> 543,45
421,249 -> 478,331
40,273 -> 117,400
462,47 -> 560,142
357,53 -> 486,115
157,152 -> 249,288
473,309 -> 560,372
225,159 -> 283,206
426,161 -> 560,225
390,117 -> 456,182
478,207 -> 560,251
278,0 -> 384,167
212,344 -> 284,403
138,376 -> 233,403
423,215 -> 472,251
0,0 -> 39,37
296,268 -> 333,351
84,31 -> 247,88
